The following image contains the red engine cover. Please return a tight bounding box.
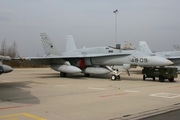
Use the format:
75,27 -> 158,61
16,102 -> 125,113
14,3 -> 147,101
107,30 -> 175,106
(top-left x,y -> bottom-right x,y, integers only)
78,59 -> 85,68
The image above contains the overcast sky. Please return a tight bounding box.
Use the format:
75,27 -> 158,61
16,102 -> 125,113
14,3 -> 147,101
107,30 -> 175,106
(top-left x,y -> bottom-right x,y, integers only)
0,0 -> 180,56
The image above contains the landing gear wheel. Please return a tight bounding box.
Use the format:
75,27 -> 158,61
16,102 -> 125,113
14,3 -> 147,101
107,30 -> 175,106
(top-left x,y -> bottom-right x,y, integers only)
60,72 -> 66,77
111,75 -> 117,81
84,74 -> 90,77
117,75 -> 120,80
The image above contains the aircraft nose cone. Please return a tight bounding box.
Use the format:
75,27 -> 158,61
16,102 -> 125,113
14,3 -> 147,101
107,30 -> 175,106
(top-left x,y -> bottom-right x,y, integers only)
159,58 -> 174,66
167,60 -> 174,65
150,56 -> 174,66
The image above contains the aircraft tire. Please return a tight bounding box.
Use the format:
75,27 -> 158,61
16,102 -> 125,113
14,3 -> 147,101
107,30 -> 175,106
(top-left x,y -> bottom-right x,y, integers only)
111,75 -> 117,81
117,75 -> 120,80
84,74 -> 90,77
60,72 -> 66,77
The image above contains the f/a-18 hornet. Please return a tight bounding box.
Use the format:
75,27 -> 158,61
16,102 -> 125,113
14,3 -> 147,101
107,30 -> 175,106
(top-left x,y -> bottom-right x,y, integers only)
19,33 -> 173,80
139,41 -> 180,71
0,55 -> 13,75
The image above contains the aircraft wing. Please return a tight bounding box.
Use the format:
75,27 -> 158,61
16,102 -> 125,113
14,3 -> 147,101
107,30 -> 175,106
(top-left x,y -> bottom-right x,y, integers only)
167,56 -> 180,60
23,52 -> 130,59
16,57 -> 57,65
0,55 -> 11,61
17,52 -> 130,65
62,52 -> 131,58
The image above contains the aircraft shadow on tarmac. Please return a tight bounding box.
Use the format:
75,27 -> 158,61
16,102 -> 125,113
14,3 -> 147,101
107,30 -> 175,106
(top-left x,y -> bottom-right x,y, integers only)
0,81 -> 40,104
36,72 -> 144,81
32,70 -> 178,82
36,72 -> 112,80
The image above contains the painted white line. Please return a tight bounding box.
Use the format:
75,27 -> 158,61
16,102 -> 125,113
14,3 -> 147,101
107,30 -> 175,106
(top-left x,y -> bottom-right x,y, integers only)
88,87 -> 106,90
55,85 -> 66,87
150,92 -> 180,98
2,80 -> 11,82
124,90 -> 140,93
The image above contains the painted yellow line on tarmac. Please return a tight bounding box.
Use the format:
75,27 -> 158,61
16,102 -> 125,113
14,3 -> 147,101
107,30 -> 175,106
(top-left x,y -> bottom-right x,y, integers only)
0,112 -> 46,120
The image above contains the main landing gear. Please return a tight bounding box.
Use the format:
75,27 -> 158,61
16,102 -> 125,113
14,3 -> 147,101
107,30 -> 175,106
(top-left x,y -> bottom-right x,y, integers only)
60,72 -> 67,77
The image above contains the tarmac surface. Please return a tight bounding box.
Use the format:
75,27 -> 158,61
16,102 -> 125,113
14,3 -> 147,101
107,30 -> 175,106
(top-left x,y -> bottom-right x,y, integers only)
0,68 -> 180,120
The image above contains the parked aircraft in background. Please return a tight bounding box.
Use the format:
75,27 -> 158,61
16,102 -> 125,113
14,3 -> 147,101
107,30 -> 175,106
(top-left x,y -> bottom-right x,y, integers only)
0,55 -> 13,75
18,33 -> 173,80
173,45 -> 180,51
139,41 -> 180,71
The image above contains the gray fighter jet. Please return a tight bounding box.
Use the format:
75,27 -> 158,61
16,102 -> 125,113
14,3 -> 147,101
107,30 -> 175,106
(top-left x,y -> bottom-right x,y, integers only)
173,45 -> 180,51
19,33 -> 173,80
0,55 -> 13,74
139,41 -> 180,70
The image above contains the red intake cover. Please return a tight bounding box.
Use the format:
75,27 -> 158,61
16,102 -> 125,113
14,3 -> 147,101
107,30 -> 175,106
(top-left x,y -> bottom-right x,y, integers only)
78,59 -> 85,68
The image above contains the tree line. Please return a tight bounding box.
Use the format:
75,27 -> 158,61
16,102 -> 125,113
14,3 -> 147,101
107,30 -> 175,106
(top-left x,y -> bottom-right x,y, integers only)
0,39 -> 49,68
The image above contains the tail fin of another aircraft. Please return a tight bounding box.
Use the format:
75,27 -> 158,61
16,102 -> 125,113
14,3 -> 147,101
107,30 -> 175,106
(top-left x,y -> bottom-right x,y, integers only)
65,35 -> 77,52
40,33 -> 61,55
139,41 -> 153,54
173,45 -> 180,51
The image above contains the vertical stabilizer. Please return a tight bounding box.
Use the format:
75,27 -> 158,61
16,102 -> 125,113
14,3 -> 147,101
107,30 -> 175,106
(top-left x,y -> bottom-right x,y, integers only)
139,41 -> 153,54
173,45 -> 180,51
65,35 -> 77,52
40,33 -> 61,55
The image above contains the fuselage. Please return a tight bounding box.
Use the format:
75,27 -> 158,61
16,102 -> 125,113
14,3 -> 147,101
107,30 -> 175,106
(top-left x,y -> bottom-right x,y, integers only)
63,46 -> 173,67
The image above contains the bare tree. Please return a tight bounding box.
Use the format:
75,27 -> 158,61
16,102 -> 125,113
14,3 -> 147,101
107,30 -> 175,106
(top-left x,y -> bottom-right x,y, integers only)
0,39 -> 48,68
0,39 -> 7,55
7,41 -> 19,58
0,39 -> 20,67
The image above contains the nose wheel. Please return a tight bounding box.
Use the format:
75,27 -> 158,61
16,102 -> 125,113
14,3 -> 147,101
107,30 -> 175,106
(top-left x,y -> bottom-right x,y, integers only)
105,66 -> 122,81
111,75 -> 120,81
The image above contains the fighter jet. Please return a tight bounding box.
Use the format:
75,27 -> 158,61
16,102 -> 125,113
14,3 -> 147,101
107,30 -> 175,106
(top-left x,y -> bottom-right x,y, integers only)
173,45 -> 180,51
19,33 -> 173,80
139,41 -> 180,70
0,55 -> 13,74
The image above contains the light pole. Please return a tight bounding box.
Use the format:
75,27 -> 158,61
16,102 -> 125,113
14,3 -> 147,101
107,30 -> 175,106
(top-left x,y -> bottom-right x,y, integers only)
113,9 -> 118,44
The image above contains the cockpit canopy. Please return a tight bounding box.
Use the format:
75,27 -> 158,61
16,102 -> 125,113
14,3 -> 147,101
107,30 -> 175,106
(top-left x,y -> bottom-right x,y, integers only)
110,42 -> 136,50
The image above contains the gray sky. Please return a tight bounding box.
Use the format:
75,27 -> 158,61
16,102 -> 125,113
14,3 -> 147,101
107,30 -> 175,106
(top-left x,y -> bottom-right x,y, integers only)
0,0 -> 180,56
